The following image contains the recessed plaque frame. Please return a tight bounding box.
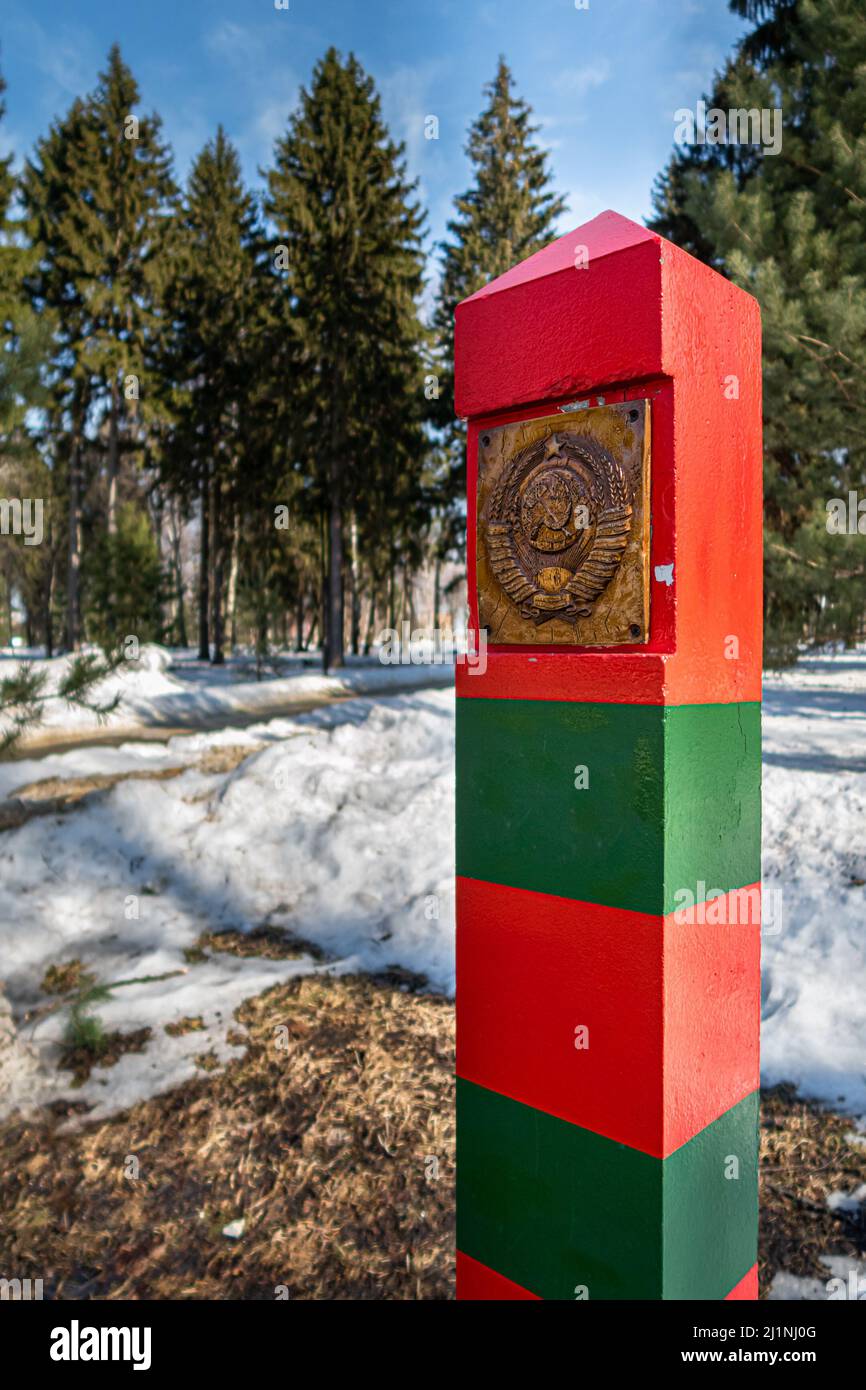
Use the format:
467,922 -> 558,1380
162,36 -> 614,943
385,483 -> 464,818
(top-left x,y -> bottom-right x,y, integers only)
476,400 -> 651,646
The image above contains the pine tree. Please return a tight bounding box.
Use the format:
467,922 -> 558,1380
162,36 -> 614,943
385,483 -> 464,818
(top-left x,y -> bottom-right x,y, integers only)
433,59 -> 565,445
264,47 -> 427,670
650,0 -> 866,661
161,127 -> 269,662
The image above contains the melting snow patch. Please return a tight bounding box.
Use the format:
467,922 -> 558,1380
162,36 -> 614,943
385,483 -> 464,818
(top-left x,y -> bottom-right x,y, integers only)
826,1185 -> 866,1215
768,1256 -> 866,1301
0,688 -> 455,1122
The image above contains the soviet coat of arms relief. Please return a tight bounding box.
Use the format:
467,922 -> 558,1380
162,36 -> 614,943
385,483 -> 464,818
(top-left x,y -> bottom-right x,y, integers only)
476,401 -> 651,647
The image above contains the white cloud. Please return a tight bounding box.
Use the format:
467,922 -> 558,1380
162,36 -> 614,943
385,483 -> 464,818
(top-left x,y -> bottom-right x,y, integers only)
553,59 -> 610,97
204,20 -> 270,72
4,7 -> 100,118
377,58 -> 453,173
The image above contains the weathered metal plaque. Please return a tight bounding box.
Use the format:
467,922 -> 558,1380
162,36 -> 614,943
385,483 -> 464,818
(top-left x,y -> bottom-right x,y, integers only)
476,401 -> 651,646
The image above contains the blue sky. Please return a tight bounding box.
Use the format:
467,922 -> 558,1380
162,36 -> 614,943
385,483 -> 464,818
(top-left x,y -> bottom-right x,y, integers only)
1,0 -> 745,274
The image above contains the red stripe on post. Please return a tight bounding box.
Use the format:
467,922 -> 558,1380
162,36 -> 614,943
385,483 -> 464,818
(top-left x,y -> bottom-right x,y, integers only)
725,1264 -> 759,1301
456,1253 -> 757,1303
456,646 -> 763,706
456,1251 -> 540,1301
457,875 -> 761,1158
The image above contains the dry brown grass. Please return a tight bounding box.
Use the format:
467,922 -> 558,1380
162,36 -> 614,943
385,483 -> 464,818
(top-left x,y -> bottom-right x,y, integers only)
164,1016 -> 206,1038
759,1082 -> 866,1289
0,745 -> 259,832
194,925 -> 323,961
0,973 -> 455,1300
0,968 -> 863,1300
40,961 -> 87,996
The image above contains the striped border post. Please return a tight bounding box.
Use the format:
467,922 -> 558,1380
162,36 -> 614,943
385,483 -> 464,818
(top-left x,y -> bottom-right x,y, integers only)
454,210 -> 762,1301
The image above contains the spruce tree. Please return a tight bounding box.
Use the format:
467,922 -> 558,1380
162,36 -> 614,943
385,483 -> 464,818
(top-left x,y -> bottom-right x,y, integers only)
0,63 -> 50,446
433,59 -> 565,446
650,0 -> 866,660
264,47 -> 427,670
0,62 -> 58,652
430,59 -> 565,592
161,127 -> 268,662
70,45 -> 177,538
20,98 -> 93,649
21,46 -> 176,645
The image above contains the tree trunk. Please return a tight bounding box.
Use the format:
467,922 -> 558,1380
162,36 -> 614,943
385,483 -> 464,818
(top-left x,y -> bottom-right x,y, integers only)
318,506 -> 327,660
324,481 -> 344,671
433,554 -> 441,633
212,478 -> 225,666
226,507 -> 240,654
170,499 -> 188,648
151,487 -> 169,639
349,513 -> 361,656
388,550 -> 397,628
2,574 -> 12,645
43,542 -> 55,658
197,469 -> 210,660
363,580 -> 378,655
107,375 -> 120,536
295,582 -> 305,652
66,432 -> 83,652
256,603 -> 268,679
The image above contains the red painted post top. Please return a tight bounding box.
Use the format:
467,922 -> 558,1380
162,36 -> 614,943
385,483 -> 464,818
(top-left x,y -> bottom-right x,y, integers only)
455,209 -> 762,707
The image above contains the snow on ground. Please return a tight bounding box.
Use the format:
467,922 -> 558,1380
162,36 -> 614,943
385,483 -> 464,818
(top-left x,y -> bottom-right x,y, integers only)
768,1256 -> 866,1301
0,642 -> 455,747
762,652 -> 866,1115
0,645 -> 865,1142
0,687 -> 455,1122
0,739 -> 195,802
0,643 -> 183,737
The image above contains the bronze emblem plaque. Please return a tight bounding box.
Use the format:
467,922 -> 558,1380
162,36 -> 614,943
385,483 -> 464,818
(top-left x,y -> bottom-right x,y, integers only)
476,400 -> 651,646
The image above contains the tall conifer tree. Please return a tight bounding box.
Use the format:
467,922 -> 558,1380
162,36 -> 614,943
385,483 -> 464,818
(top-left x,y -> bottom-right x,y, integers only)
71,45 -> 176,537
651,0 -> 866,658
0,63 -> 57,653
1,63 -> 49,443
265,48 -> 427,670
162,127 -> 268,662
21,45 -> 176,644
20,98 -> 92,648
431,59 -> 564,586
433,59 -> 565,446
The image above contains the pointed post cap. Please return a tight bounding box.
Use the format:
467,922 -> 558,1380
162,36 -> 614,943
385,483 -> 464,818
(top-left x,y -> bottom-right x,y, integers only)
463,210 -> 660,303
455,210 -> 667,419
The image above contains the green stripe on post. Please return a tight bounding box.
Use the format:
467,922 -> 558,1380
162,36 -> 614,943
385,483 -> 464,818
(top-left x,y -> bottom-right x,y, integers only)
456,697 -> 761,915
457,1078 -> 759,1301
